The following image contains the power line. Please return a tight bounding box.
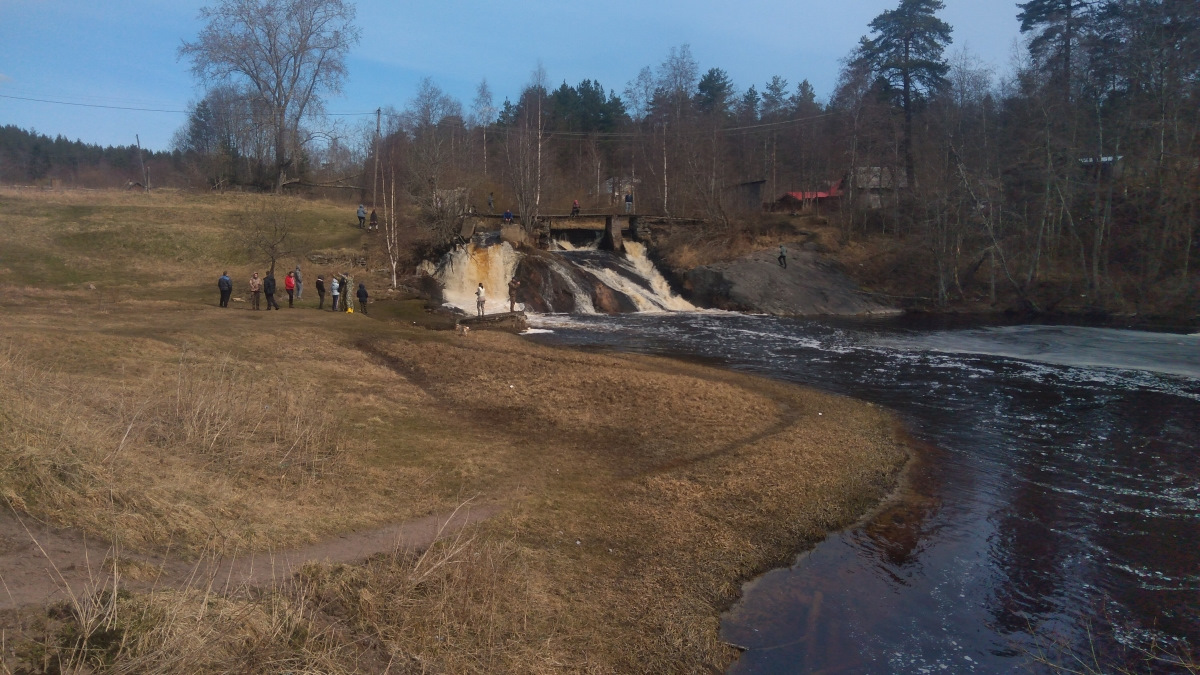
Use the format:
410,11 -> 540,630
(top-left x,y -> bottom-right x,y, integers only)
2,92 -> 833,138
0,94 -> 190,114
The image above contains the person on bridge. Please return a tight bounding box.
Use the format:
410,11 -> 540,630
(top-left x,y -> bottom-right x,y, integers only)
778,244 -> 787,269
476,283 -> 486,316
571,199 -> 580,217
625,192 -> 633,213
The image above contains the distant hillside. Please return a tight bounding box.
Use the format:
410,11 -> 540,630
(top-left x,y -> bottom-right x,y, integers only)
0,125 -> 186,189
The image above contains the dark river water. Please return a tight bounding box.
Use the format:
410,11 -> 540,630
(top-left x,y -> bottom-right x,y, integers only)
526,313 -> 1200,674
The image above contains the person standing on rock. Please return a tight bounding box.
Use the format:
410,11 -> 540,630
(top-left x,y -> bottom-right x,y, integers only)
778,244 -> 787,269
476,283 -> 486,316
248,272 -> 262,310
508,279 -> 520,312
293,265 -> 303,299
217,271 -> 232,307
263,271 -> 280,310
356,283 -> 369,315
284,271 -> 296,307
357,203 -> 366,228
330,275 -> 340,311
315,275 -> 326,309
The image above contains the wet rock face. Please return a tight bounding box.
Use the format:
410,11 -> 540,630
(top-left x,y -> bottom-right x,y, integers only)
686,247 -> 898,317
513,257 -> 578,313
511,255 -> 638,315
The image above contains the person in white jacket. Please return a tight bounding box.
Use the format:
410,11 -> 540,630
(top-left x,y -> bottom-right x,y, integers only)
330,276 -> 340,311
475,283 -> 486,316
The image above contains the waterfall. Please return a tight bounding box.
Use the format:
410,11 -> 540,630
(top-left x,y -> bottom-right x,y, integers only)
431,235 -> 692,316
559,242 -> 696,313
434,238 -> 521,313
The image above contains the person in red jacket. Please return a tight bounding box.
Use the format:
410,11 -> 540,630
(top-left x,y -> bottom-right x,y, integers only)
284,271 -> 296,307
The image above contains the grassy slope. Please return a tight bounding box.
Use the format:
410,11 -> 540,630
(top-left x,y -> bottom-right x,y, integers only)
0,189 -> 908,673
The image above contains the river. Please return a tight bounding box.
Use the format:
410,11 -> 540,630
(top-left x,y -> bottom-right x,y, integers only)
526,313 -> 1200,674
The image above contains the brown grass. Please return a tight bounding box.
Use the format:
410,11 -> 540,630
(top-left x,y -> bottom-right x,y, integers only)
0,189 -> 910,673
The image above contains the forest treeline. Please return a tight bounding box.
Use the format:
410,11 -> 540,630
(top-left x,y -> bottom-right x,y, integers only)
5,0 -> 1197,314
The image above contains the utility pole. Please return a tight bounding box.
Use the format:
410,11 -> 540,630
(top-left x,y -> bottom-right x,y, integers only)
135,134 -> 149,190
373,108 -> 381,209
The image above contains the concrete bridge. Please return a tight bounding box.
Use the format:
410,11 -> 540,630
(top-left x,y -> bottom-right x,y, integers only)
461,213 -> 706,252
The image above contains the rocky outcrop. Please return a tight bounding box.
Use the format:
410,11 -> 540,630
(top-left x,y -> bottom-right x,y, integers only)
685,245 -> 897,316
458,312 -> 529,334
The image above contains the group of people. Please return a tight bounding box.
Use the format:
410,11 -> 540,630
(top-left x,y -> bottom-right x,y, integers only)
474,278 -> 522,317
356,204 -> 379,231
220,267 -> 370,314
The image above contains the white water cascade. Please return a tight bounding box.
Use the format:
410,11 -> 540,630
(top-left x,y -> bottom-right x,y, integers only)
433,239 -> 521,314
431,235 -> 693,315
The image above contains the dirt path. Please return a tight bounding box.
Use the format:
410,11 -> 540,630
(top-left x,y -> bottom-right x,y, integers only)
0,502 -> 500,611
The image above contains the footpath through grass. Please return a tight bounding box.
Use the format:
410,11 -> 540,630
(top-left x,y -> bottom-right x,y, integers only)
0,189 -> 909,673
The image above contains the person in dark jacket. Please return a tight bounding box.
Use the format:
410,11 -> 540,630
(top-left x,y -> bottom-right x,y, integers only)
369,209 -> 378,231
356,283 -> 369,315
217,271 -> 232,307
315,275 -> 326,309
263,272 -> 280,310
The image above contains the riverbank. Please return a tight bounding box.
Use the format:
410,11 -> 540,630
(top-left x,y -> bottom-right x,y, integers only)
0,188 -> 908,670
647,215 -> 1199,329
0,299 -> 907,671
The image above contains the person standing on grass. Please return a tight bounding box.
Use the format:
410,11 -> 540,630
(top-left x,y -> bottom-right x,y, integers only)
284,271 -> 296,307
356,283 -> 369,315
293,265 -> 303,299
263,271 -> 280,310
357,203 -> 366,228
778,244 -> 787,269
369,209 -> 378,231
330,275 -> 340,311
217,271 -> 232,307
248,272 -> 262,310
340,274 -> 351,312
476,282 -> 486,316
316,275 -> 326,309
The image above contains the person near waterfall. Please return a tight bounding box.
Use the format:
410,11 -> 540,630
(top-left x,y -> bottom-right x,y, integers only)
508,279 -> 520,312
476,283 -> 486,316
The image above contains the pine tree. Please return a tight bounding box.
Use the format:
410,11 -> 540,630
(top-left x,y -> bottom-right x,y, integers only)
859,0 -> 953,189
1016,0 -> 1095,95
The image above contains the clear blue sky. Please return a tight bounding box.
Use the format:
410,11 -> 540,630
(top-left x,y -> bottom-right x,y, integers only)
0,0 -> 1022,152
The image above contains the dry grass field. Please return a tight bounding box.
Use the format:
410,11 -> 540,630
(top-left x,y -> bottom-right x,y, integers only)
0,188 -> 909,673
